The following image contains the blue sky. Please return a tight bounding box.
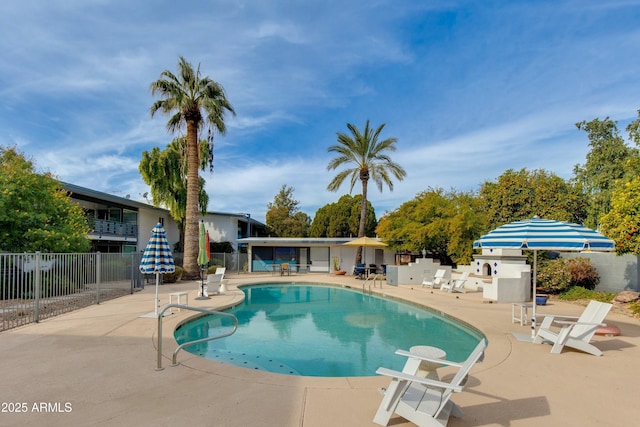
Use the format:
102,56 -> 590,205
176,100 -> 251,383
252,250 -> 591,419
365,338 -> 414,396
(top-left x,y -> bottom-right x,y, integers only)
2,0 -> 640,223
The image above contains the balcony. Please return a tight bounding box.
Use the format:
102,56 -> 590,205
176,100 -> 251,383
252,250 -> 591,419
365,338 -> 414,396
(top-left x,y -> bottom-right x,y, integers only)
88,219 -> 138,241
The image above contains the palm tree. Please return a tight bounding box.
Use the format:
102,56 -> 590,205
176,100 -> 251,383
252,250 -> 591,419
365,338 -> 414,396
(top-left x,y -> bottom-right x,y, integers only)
150,57 -> 235,279
139,136 -> 211,252
327,120 -> 406,263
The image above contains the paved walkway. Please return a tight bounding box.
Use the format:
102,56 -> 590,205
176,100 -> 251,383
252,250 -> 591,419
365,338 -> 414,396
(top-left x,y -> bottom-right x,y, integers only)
0,273 -> 638,426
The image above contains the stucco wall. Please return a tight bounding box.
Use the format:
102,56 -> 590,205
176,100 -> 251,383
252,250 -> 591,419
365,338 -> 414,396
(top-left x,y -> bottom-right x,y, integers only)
137,209 -> 179,252
386,258 -> 452,287
562,252 -> 639,292
203,215 -> 239,250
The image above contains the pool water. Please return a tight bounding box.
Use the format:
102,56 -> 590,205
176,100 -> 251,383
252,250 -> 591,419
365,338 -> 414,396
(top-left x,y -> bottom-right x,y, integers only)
174,284 -> 484,377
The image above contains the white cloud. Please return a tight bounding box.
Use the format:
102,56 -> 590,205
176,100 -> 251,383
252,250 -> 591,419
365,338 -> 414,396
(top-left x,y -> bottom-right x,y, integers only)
3,0 -> 640,226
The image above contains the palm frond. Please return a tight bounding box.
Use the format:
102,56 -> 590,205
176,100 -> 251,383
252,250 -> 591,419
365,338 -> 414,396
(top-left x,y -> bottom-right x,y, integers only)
327,169 -> 357,192
150,57 -> 234,138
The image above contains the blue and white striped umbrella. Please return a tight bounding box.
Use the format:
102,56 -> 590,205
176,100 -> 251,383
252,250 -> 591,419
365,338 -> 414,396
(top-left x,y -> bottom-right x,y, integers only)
139,223 -> 175,316
473,217 -> 615,251
473,216 -> 614,339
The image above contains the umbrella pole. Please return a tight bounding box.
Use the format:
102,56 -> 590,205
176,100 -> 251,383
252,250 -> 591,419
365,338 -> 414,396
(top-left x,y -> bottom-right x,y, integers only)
196,265 -> 210,300
155,272 -> 160,316
201,266 -> 205,297
531,250 -> 537,340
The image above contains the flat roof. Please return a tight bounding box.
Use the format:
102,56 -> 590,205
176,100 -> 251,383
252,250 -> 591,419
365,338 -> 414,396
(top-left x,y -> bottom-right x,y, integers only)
238,237 -> 355,245
238,237 -> 390,246
62,181 -> 265,226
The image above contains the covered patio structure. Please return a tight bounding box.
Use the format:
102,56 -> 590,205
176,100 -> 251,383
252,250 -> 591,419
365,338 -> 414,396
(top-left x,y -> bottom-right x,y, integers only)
237,237 -> 394,274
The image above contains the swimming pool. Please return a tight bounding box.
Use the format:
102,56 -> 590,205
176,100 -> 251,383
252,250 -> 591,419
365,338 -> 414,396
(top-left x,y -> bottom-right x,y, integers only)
174,284 -> 484,377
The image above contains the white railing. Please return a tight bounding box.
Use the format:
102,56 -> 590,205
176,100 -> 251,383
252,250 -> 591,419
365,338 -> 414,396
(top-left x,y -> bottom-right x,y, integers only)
199,252 -> 249,274
0,252 -> 139,331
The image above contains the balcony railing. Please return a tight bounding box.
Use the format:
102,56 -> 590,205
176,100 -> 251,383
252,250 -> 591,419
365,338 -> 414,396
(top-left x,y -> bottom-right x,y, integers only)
89,219 -> 138,238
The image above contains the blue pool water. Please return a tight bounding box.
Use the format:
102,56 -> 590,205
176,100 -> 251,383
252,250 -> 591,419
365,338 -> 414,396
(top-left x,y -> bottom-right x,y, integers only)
174,284 -> 484,377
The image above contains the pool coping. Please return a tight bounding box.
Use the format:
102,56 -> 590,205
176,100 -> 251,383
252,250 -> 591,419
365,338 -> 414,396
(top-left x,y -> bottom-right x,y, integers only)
165,281 -> 486,379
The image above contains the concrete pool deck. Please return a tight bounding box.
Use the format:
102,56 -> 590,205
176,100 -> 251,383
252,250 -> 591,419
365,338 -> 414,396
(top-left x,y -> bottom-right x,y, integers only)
1,272 -> 638,426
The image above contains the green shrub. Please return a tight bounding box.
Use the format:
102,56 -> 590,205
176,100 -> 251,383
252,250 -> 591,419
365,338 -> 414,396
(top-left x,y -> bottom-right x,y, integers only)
559,286 -> 614,302
565,257 -> 600,290
209,257 -> 225,267
536,260 -> 572,294
163,266 -> 183,283
629,301 -> 640,317
536,257 -> 601,294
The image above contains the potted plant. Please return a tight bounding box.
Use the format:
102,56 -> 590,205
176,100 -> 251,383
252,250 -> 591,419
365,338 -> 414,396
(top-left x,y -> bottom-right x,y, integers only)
332,257 -> 346,275
535,294 -> 548,305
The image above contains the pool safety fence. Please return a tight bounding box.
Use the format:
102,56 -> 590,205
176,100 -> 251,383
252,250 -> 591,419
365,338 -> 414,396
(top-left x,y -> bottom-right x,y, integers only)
196,252 -> 250,274
0,252 -> 144,331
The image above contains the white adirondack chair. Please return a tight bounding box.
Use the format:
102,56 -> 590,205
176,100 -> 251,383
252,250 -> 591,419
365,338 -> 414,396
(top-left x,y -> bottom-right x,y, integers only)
204,273 -> 223,296
422,269 -> 448,289
533,300 -> 612,356
373,339 -> 486,427
214,267 -> 226,279
441,271 -> 469,293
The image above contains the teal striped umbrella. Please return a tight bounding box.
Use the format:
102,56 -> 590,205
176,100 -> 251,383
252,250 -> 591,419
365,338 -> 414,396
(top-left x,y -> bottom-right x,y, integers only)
474,216 -> 614,338
139,223 -> 175,316
473,217 -> 614,252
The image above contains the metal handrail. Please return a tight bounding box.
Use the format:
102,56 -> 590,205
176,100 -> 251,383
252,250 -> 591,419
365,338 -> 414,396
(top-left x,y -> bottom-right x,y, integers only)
363,274 -> 383,295
156,304 -> 238,370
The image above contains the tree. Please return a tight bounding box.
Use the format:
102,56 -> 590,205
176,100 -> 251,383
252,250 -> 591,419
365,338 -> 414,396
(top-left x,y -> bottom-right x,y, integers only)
139,137 -> 211,251
265,185 -> 310,237
376,188 -> 485,265
573,117 -> 640,229
479,168 -> 586,231
0,146 -> 90,253
309,194 -> 376,237
327,120 -> 406,263
599,177 -> 640,254
150,56 -> 235,278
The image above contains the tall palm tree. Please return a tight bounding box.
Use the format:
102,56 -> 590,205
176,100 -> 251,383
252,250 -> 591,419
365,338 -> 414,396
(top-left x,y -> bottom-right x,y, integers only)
139,136 -> 212,252
150,56 -> 235,279
327,120 -> 406,263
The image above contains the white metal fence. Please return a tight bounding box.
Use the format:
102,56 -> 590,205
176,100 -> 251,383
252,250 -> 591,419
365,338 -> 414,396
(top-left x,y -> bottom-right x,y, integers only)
0,252 -> 141,331
0,251 -> 250,332
203,252 -> 249,274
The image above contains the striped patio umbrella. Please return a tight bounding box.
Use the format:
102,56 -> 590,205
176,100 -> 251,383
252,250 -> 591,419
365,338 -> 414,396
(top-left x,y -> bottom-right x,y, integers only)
139,223 -> 175,316
473,216 -> 614,339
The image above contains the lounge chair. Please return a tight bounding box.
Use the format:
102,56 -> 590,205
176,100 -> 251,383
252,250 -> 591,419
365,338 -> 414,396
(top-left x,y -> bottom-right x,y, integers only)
205,273 -> 223,296
533,300 -> 612,356
214,267 -> 226,279
373,339 -> 486,427
422,269 -> 447,289
441,271 -> 469,293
